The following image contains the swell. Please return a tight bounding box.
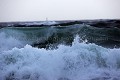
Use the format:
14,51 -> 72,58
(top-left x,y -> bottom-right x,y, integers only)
32,25 -> 120,48
0,24 -> 120,50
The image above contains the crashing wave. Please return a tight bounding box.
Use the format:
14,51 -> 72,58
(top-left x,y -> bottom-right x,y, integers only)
0,23 -> 120,80
0,36 -> 120,80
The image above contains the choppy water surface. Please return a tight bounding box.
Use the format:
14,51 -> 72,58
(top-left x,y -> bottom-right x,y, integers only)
0,23 -> 120,80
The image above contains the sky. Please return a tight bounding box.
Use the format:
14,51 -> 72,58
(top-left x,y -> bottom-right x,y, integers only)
0,0 -> 120,22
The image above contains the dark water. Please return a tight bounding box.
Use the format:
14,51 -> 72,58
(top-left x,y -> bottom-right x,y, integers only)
1,24 -> 120,49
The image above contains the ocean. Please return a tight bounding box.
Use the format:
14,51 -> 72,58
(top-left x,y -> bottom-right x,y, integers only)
0,20 -> 120,80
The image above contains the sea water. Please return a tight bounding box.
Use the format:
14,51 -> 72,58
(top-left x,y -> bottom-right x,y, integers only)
0,25 -> 120,80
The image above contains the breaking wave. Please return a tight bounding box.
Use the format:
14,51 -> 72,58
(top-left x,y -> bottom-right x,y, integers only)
0,24 -> 120,80
0,35 -> 120,80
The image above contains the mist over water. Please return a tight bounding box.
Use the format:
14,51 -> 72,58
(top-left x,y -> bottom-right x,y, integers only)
0,23 -> 120,80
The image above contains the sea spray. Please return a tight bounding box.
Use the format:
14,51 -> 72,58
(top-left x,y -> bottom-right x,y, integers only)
0,32 -> 24,52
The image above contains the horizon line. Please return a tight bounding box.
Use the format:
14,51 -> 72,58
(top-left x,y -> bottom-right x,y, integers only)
0,18 -> 120,23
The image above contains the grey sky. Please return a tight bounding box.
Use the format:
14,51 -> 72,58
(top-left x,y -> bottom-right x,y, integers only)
0,0 -> 120,22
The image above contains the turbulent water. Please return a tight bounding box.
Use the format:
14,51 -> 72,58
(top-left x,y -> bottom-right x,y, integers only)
0,24 -> 120,80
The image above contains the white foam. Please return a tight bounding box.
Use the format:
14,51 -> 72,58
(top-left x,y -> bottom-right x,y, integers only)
0,36 -> 120,80
42,21 -> 58,25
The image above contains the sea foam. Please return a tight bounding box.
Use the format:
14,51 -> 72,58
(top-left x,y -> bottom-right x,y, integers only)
0,36 -> 120,80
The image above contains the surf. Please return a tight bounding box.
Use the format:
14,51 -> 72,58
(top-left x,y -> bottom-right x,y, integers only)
0,35 -> 120,80
0,20 -> 120,80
